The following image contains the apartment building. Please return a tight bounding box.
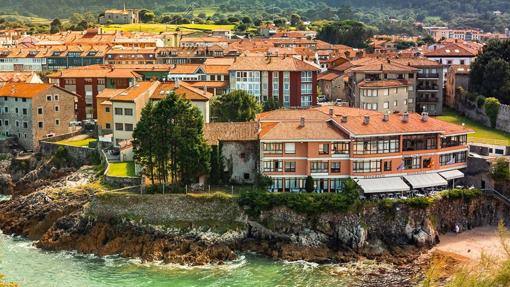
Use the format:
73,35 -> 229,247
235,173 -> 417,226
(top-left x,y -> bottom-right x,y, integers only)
0,83 -> 76,150
48,65 -> 140,120
391,58 -> 444,115
0,48 -> 46,72
44,46 -> 106,70
257,106 -> 471,193
228,55 -> 320,107
98,81 -> 212,147
424,42 -> 480,78
346,58 -> 417,113
104,47 -> 157,65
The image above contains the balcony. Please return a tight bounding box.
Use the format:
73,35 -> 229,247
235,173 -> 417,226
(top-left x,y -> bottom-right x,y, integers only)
417,73 -> 440,79
417,85 -> 439,91
416,96 -> 440,103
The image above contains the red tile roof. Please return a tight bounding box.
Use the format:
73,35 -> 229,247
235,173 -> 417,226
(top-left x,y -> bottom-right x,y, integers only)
204,122 -> 259,145
228,55 -> 319,72
0,83 -> 54,98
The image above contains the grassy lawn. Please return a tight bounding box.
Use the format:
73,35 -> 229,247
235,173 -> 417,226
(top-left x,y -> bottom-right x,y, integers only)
101,23 -> 234,33
107,161 -> 136,177
55,138 -> 96,147
436,110 -> 510,146
0,14 -> 52,24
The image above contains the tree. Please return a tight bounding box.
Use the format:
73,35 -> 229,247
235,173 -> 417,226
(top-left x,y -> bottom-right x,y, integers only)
342,178 -> 360,202
470,40 -> 510,105
491,157 -> 510,182
290,14 -> 301,26
484,97 -> 501,128
133,92 -> 210,190
317,20 -> 375,48
49,18 -> 62,34
263,97 -> 280,111
139,9 -> 155,23
211,90 -> 262,122
305,176 -> 314,193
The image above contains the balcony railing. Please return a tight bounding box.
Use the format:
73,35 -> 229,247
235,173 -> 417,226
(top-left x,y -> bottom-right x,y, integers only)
417,73 -> 440,78
417,85 -> 439,91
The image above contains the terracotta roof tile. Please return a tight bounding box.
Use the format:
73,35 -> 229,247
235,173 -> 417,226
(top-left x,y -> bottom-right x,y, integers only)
358,79 -> 408,88
204,122 -> 259,145
229,55 -> 319,72
0,83 -> 53,98
152,81 -> 212,101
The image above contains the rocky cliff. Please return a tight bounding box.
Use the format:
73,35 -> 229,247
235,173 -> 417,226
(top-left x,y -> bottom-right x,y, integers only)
0,187 -> 507,266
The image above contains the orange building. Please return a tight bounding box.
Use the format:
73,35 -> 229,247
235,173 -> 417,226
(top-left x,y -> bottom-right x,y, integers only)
257,106 -> 472,193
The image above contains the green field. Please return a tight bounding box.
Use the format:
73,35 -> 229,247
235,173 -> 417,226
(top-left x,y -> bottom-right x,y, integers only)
107,161 -> 136,177
0,14 -> 52,24
436,110 -> 510,146
55,138 -> 96,147
101,23 -> 234,33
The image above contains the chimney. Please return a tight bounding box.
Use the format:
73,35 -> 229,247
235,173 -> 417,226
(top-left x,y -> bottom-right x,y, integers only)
402,112 -> 409,123
341,115 -> 348,123
363,115 -> 370,125
383,112 -> 389,122
329,108 -> 334,116
421,112 -> 429,122
299,117 -> 305,127
175,79 -> 180,88
203,85 -> 207,95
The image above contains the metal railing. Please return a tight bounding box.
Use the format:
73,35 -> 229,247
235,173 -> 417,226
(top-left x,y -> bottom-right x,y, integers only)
483,188 -> 510,206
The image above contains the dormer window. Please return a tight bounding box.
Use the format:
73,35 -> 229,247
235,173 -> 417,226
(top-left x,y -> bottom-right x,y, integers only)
52,51 -> 61,56
87,51 -> 97,56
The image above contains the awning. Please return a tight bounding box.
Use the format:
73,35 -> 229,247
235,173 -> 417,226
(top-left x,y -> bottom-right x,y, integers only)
439,170 -> 464,180
404,173 -> 448,189
357,177 -> 410,194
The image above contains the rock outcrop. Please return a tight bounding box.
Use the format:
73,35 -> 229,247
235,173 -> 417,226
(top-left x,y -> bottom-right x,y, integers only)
0,187 -> 507,266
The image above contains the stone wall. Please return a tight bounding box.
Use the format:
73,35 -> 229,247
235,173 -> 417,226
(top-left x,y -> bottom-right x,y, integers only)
457,98 -> 510,134
39,141 -> 97,166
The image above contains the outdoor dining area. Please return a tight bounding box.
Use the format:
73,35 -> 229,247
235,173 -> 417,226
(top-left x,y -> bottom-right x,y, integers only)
356,169 -> 465,199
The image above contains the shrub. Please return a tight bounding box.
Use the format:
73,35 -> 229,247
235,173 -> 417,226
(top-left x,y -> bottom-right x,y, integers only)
491,157 -> 510,182
254,173 -> 273,190
484,97 -> 501,128
440,188 -> 482,200
238,191 -> 360,217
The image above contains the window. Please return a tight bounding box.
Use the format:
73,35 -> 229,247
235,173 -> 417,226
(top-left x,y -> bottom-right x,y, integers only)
331,162 -> 341,173
115,123 -> 124,131
441,135 -> 467,148
105,123 -> 111,129
55,119 -> 60,126
403,134 -> 437,151
285,161 -> 296,172
22,108 -> 27,115
440,151 -> 467,166
311,161 -> 328,173
54,106 -> 59,112
22,122 -> 28,129
15,107 -> 18,114
285,143 -> 296,154
46,95 -> 52,101
37,107 -> 43,115
3,107 -> 7,113
353,160 -> 382,173
64,79 -> 76,85
54,95 -> 59,101
263,160 -> 282,172
105,107 -> 110,113
38,122 -> 43,128
318,144 -> 329,155
332,142 -> 349,154
115,108 -> 123,115
404,156 -> 421,170
124,108 -> 134,116
423,158 -> 432,168
353,136 -> 400,154
125,123 -> 133,131
383,101 -> 389,109
263,143 -> 283,154
383,161 -> 392,171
